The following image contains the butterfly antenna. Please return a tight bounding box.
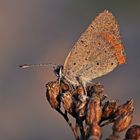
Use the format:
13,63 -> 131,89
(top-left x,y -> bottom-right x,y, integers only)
19,63 -> 57,69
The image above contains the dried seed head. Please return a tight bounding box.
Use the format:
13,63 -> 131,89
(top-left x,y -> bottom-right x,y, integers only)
125,125 -> 140,140
46,81 -> 60,109
86,99 -> 102,125
93,82 -> 104,93
75,95 -> 88,117
60,81 -> 70,92
76,86 -> 85,96
87,82 -> 104,98
87,123 -> 102,140
61,91 -> 73,114
70,86 -> 88,117
113,113 -> 133,133
101,100 -> 117,121
86,99 -> 96,125
114,99 -> 134,117
76,101 -> 87,117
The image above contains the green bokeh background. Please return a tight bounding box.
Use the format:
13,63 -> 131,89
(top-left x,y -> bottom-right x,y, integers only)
0,0 -> 140,139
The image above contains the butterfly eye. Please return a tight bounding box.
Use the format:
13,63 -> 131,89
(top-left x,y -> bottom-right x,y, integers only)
54,65 -> 63,77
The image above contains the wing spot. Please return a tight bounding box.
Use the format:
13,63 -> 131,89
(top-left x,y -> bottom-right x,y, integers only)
96,62 -> 99,65
111,63 -> 114,65
73,62 -> 76,65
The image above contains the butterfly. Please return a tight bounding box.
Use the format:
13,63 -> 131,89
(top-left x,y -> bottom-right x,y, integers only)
19,10 -> 126,93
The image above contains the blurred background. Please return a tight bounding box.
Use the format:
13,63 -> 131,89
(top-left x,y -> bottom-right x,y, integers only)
0,0 -> 140,139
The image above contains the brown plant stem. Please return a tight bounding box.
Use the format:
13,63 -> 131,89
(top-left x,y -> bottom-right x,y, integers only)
56,108 -> 80,140
76,119 -> 85,140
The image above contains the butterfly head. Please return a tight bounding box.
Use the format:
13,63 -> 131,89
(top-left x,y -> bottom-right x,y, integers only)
54,65 -> 63,79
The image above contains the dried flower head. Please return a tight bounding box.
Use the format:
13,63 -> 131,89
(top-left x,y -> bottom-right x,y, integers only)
114,99 -> 134,117
125,125 -> 140,140
61,91 -> 73,114
112,113 -> 133,133
101,100 -> 117,121
73,86 -> 88,117
46,81 -> 60,109
87,82 -> 105,99
60,81 -> 70,92
86,98 -> 102,125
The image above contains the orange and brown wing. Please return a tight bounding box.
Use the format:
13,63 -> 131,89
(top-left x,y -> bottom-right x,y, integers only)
63,10 -> 126,85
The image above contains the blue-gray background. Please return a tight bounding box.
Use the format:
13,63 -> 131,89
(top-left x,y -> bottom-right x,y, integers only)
0,0 -> 140,139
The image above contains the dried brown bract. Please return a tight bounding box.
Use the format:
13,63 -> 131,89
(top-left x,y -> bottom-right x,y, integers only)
112,113 -> 133,133
101,100 -> 117,122
87,82 -> 105,99
86,98 -> 102,125
46,81 -> 60,109
74,86 -> 88,118
61,91 -> 73,114
60,81 -> 70,92
114,99 -> 134,117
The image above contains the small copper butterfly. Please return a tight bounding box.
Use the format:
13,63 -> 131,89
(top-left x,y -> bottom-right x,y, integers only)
20,10 -> 126,92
